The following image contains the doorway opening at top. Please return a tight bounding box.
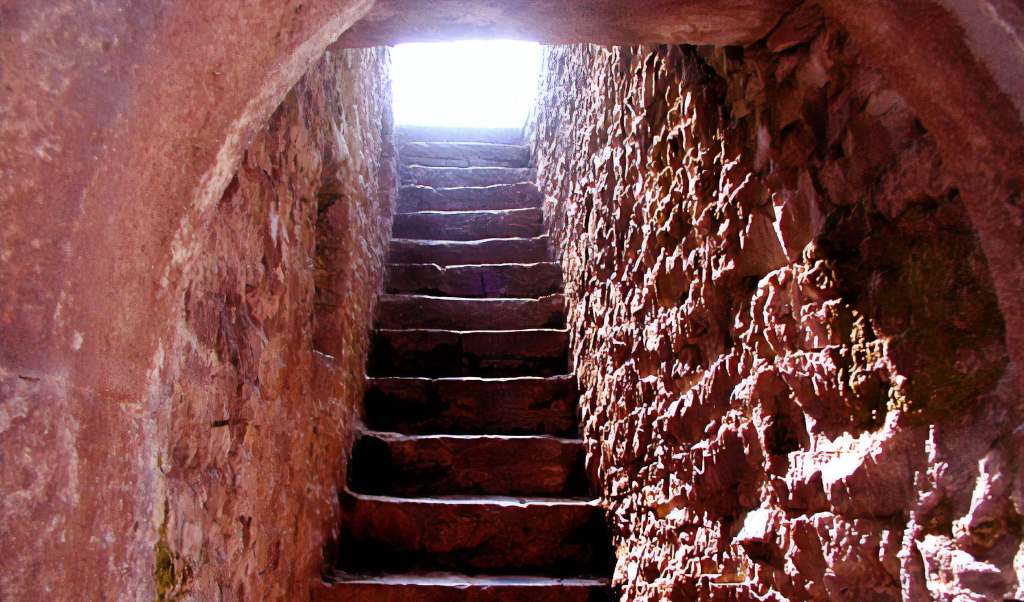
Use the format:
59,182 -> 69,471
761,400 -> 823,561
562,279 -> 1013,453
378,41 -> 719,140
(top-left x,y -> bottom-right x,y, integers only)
391,40 -> 543,129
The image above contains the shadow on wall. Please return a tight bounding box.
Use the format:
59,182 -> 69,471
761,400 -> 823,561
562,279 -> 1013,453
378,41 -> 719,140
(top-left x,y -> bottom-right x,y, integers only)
154,46 -> 396,601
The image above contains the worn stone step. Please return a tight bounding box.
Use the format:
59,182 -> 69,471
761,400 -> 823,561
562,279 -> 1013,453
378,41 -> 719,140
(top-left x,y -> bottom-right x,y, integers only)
402,166 -> 533,188
386,262 -> 562,298
399,142 -> 530,168
364,376 -> 578,436
396,125 -> 523,145
390,236 -> 550,266
392,208 -> 542,241
315,571 -> 613,602
376,294 -> 565,330
350,432 -> 586,497
368,329 -> 569,378
337,493 -> 613,575
399,183 -> 543,213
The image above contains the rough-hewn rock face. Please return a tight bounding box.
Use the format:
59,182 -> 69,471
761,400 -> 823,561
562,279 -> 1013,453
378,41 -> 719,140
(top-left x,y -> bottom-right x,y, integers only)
529,9 -> 1020,600
155,47 -> 394,601
1,46 -> 394,601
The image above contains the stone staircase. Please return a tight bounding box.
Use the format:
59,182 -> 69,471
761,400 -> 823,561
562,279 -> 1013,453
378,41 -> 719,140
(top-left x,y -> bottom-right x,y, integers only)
314,127 -> 614,601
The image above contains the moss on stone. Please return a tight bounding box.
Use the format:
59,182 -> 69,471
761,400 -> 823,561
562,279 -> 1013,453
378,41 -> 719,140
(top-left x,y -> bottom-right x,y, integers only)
154,498 -> 189,601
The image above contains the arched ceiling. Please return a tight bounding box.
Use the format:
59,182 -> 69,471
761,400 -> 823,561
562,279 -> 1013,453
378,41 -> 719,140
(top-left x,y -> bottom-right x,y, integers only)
336,0 -> 798,46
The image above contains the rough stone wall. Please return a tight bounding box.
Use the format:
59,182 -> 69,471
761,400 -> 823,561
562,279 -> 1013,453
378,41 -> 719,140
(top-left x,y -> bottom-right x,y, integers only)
1,46 -> 394,601
155,47 -> 395,600
529,7 -> 1020,600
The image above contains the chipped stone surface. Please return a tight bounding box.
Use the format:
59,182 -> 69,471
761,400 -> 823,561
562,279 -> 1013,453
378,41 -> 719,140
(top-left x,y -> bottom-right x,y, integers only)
363,376 -> 579,436
389,236 -> 552,266
338,493 -> 611,575
154,47 -> 394,601
349,431 -> 585,497
385,262 -> 563,298
392,207 -> 543,241
376,294 -> 565,330
369,328 -> 569,378
0,46 -> 393,601
529,17 -> 1019,601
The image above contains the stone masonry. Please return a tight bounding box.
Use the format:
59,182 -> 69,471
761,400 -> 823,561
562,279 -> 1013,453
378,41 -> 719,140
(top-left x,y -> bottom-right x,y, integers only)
529,13 -> 1019,601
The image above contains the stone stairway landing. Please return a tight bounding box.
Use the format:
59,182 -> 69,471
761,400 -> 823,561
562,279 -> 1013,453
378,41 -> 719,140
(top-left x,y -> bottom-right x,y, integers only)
314,128 -> 614,601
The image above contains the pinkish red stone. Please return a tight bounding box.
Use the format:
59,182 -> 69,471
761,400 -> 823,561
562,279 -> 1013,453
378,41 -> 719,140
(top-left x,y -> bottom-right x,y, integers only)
369,328 -> 569,378
530,32 -> 1017,602
337,493 -> 612,575
385,262 -> 563,298
392,207 -> 543,241
390,236 -> 551,266
349,431 -> 586,496
364,375 -> 578,435
376,293 -> 565,330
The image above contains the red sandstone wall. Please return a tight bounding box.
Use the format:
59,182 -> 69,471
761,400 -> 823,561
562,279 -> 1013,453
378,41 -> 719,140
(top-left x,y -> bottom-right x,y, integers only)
1,46 -> 394,600
530,8 -> 1022,600
156,46 -> 395,600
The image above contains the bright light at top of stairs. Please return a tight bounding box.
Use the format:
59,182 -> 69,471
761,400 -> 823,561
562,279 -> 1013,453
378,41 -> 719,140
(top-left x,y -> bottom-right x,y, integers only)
391,40 -> 542,129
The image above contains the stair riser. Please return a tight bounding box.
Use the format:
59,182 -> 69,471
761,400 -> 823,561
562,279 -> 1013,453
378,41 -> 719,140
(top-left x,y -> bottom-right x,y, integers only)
368,330 -> 569,378
364,377 -> 578,436
338,495 -> 613,575
396,126 -> 522,145
399,142 -> 530,169
390,238 -> 550,266
401,157 -> 525,168
350,434 -> 586,497
386,263 -> 562,298
402,166 -> 532,188
392,209 -> 542,241
376,295 -> 565,331
399,184 -> 542,212
313,582 -> 613,602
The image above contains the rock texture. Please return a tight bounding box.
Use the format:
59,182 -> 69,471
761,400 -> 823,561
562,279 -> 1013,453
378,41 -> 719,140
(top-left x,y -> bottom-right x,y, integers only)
1,46 -> 394,601
529,11 -> 1020,601
1,1 -> 381,598
155,47 -> 394,601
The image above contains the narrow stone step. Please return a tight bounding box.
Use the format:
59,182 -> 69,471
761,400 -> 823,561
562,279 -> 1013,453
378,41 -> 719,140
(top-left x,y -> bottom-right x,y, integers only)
390,237 -> 550,266
386,262 -> 562,298
350,432 -> 587,497
376,294 -> 565,330
396,125 -> 523,145
315,571 -> 612,602
402,166 -> 533,188
399,183 -> 543,213
368,329 -> 569,378
364,376 -> 578,436
392,208 -> 542,241
399,142 -> 530,168
337,493 -> 613,575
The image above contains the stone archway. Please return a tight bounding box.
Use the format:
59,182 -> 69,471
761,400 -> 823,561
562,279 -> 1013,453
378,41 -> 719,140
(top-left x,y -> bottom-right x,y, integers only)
2,1 -> 1023,599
